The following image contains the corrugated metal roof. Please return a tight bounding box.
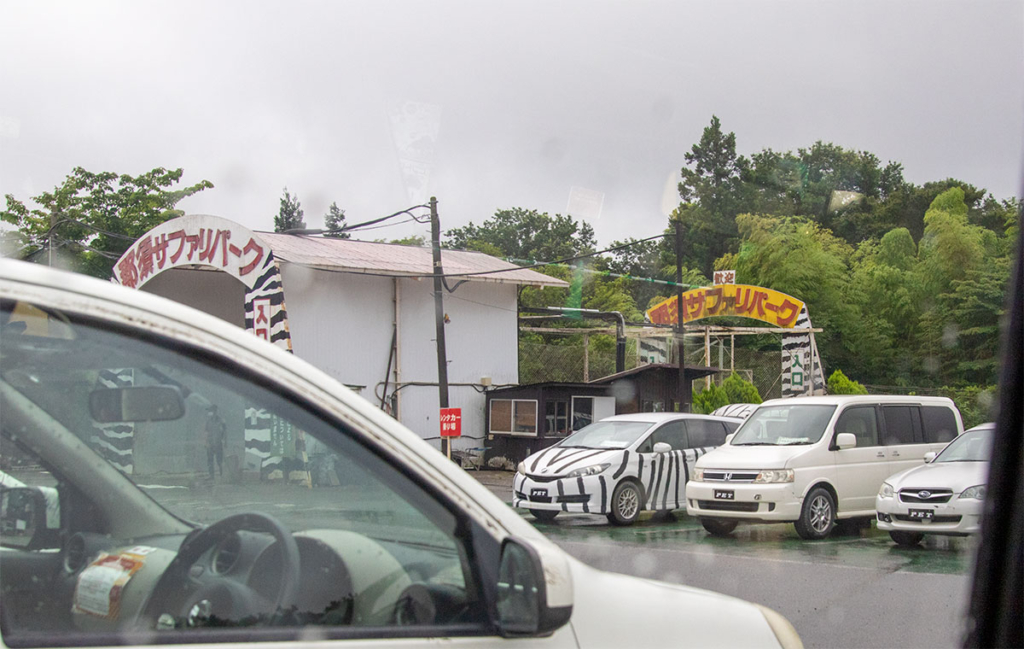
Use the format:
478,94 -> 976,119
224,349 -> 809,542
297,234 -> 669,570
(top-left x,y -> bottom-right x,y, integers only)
256,232 -> 568,287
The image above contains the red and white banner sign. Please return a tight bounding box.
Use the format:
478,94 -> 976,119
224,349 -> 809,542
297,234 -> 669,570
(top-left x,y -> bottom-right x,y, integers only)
440,408 -> 462,438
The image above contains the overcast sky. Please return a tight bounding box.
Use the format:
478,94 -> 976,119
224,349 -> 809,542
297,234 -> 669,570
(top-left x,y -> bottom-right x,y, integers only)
1,0 -> 1021,247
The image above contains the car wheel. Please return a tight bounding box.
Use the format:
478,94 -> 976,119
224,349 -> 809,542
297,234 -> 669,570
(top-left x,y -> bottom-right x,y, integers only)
701,517 -> 739,536
606,480 -> 642,526
889,530 -> 925,547
529,509 -> 559,522
795,487 -> 836,540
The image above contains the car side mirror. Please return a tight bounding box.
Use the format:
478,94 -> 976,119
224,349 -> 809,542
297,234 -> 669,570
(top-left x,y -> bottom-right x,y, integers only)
725,433 -> 735,445
496,537 -> 572,637
653,442 -> 672,454
836,433 -> 857,450
1,486 -> 60,550
924,451 -> 936,463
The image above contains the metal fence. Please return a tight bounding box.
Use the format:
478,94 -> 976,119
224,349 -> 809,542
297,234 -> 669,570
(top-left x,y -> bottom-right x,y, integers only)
519,331 -> 785,402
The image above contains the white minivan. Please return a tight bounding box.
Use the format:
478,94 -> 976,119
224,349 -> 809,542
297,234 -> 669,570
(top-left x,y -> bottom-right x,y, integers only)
685,396 -> 963,540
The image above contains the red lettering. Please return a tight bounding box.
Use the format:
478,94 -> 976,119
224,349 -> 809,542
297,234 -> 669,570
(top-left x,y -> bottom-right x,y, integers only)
117,250 -> 138,289
239,238 -> 265,276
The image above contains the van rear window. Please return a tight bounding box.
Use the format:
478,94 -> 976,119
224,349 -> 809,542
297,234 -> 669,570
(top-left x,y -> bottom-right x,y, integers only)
922,406 -> 958,443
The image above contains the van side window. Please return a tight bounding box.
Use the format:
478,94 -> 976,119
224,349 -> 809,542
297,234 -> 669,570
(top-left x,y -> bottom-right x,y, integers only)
685,419 -> 727,448
652,421 -> 688,451
835,406 -> 879,447
881,406 -> 918,445
921,406 -> 957,443
722,420 -> 740,434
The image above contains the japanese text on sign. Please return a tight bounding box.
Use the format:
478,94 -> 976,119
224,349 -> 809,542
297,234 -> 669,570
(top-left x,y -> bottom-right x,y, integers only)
713,270 -> 736,285
646,284 -> 805,328
440,407 -> 462,438
111,216 -> 270,290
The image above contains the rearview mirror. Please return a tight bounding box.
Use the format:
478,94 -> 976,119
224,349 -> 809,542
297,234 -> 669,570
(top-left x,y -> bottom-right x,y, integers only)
836,433 -> 857,450
89,386 -> 185,423
653,442 -> 672,454
924,451 -> 936,463
496,537 -> 572,637
1,486 -> 60,550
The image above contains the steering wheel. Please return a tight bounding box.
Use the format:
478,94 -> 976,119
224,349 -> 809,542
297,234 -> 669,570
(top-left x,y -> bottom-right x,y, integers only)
143,512 -> 301,628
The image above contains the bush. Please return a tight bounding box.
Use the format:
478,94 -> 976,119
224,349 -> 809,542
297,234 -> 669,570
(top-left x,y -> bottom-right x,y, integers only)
723,373 -> 762,404
827,369 -> 868,395
692,383 -> 729,414
693,373 -> 761,414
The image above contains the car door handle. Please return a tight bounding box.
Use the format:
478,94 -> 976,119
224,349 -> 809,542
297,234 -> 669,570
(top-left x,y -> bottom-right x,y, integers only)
876,452 -> 885,458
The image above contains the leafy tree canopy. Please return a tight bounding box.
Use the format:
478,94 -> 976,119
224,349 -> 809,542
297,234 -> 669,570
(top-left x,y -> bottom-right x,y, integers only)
1,166 -> 212,278
444,207 -> 596,261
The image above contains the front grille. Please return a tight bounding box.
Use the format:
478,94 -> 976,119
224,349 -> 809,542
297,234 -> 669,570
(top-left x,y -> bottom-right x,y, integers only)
516,491 -> 552,503
697,500 -> 759,512
524,474 -> 562,483
894,514 -> 962,524
702,471 -> 759,482
898,489 -> 953,504
558,494 -> 590,504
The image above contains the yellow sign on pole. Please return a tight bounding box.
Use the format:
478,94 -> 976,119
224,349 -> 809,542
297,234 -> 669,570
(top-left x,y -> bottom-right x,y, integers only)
646,284 -> 805,328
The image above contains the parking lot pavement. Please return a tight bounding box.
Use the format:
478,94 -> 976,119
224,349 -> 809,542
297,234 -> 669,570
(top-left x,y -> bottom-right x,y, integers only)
465,469 -> 515,501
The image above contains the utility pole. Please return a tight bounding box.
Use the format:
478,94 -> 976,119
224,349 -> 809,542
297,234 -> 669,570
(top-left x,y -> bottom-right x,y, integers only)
429,196 -> 452,460
674,220 -> 687,412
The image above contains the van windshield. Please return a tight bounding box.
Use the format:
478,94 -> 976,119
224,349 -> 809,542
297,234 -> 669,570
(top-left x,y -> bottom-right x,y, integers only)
731,405 -> 837,446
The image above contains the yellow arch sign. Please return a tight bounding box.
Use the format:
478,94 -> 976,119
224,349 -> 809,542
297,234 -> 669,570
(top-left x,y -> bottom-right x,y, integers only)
646,284 -> 805,328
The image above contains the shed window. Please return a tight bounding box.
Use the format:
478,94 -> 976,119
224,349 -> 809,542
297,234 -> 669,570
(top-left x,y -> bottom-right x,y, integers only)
490,399 -> 538,436
546,400 -> 569,435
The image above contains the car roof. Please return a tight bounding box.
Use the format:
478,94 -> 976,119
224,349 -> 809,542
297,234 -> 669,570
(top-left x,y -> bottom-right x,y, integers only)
599,412 -> 743,423
757,394 -> 956,407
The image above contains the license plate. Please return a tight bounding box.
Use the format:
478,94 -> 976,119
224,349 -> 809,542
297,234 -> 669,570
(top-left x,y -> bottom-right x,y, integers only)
530,488 -> 548,498
908,509 -> 934,520
714,490 -> 735,500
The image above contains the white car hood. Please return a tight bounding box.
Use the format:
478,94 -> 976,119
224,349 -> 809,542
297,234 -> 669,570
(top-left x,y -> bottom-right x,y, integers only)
887,461 -> 990,492
694,443 -> 812,470
522,446 -> 621,477
567,558 -> 792,648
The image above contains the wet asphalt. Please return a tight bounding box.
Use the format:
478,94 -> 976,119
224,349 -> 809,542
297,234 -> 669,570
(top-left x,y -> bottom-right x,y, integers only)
470,469 -> 974,649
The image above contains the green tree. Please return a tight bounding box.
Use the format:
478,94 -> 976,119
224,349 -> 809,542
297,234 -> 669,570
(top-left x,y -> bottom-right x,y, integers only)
827,369 -> 868,395
274,188 -> 306,232
444,207 -> 596,261
323,202 -> 349,238
1,166 -> 213,278
676,115 -> 749,274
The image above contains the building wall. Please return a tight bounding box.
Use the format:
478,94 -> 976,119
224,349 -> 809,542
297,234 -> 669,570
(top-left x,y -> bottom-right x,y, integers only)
280,265 -> 520,452
394,277 -> 519,452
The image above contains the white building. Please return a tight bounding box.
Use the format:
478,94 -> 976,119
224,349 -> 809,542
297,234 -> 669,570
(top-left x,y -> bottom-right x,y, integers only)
112,214 -> 565,469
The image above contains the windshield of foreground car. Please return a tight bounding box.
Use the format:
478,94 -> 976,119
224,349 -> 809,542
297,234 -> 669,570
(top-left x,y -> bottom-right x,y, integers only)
934,429 -> 993,463
0,300 -> 460,553
559,420 -> 654,449
730,405 -> 837,446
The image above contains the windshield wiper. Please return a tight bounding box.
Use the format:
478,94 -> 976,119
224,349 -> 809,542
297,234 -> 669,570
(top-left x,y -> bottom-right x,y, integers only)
732,442 -> 776,446
779,441 -> 811,446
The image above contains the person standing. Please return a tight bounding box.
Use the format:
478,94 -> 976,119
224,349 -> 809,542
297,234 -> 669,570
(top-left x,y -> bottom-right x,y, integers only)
205,404 -> 226,480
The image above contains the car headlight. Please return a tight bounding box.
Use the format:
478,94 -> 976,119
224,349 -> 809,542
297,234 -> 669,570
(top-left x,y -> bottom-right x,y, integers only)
754,469 -> 794,483
878,482 -> 894,498
692,467 -> 704,482
566,463 -> 610,478
516,461 -> 526,475
959,485 -> 986,500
